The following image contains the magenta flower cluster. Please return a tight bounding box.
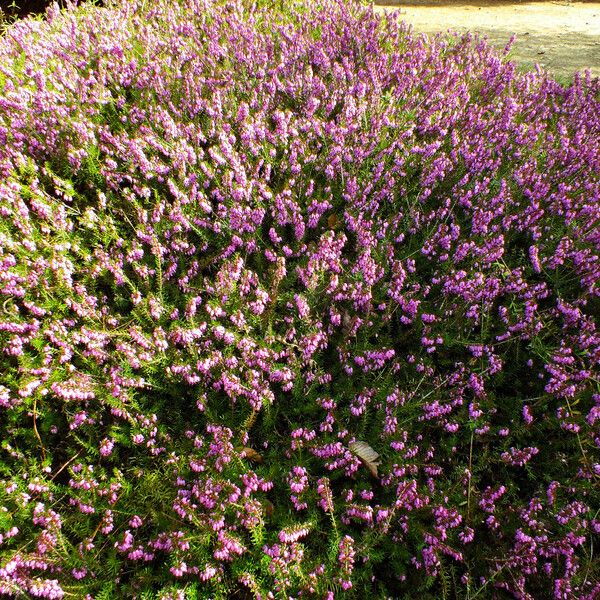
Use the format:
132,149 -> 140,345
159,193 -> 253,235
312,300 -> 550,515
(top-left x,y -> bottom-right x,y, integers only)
0,0 -> 599,597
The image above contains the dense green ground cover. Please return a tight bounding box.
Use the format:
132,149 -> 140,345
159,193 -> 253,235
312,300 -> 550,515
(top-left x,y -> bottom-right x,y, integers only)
0,0 -> 599,598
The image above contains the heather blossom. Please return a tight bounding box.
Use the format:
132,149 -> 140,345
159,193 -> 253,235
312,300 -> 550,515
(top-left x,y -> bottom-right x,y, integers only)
0,0 -> 598,597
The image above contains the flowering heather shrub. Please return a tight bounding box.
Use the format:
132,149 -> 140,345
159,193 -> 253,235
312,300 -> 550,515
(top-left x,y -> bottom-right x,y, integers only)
0,0 -> 599,597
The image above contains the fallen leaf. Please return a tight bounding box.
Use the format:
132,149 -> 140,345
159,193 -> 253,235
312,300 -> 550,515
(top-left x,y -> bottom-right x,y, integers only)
328,213 -> 340,229
349,441 -> 381,477
240,447 -> 263,463
264,499 -> 275,518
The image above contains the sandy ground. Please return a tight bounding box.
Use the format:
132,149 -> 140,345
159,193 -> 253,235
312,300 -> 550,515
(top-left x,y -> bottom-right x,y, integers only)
375,2 -> 600,81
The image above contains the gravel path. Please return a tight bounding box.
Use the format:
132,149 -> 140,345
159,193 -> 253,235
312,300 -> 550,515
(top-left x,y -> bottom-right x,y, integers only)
375,2 -> 600,81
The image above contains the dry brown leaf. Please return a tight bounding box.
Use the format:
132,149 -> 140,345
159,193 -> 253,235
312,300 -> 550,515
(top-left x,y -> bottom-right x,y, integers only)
264,499 -> 275,518
327,213 -> 340,229
349,441 -> 381,477
240,447 -> 263,464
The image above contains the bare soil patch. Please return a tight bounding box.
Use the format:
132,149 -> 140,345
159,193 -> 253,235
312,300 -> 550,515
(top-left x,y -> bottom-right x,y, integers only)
375,2 -> 600,81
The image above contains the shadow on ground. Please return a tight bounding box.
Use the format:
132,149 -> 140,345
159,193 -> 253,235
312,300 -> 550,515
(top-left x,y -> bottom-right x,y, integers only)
1,0 -> 103,22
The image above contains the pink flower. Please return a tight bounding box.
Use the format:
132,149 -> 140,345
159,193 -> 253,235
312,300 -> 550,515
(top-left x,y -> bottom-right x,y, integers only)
99,438 -> 114,457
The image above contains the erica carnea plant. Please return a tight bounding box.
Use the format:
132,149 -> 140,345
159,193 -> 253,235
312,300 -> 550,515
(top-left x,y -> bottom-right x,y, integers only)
0,0 -> 599,598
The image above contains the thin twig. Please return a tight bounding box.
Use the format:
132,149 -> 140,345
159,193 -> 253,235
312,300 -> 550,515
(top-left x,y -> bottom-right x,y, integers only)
467,429 -> 474,522
50,449 -> 83,481
32,398 -> 47,462
565,396 -> 598,479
